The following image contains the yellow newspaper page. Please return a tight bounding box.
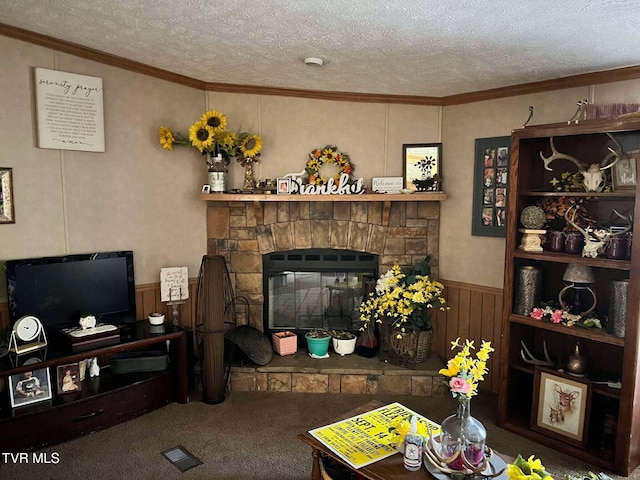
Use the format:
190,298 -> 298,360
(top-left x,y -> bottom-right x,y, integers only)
309,402 -> 440,469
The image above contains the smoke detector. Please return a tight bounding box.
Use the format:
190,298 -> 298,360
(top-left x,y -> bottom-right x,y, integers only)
303,57 -> 324,67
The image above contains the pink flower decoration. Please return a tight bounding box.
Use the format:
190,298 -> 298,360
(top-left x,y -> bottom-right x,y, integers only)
449,377 -> 471,394
551,310 -> 563,323
530,308 -> 544,320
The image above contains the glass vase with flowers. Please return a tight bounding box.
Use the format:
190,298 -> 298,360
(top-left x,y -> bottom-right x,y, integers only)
158,110 -> 262,193
436,338 -> 495,471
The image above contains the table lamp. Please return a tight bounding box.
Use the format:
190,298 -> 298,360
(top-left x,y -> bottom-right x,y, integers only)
558,264 -> 596,316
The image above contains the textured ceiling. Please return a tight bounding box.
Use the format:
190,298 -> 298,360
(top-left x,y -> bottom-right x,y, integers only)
2,0 -> 640,97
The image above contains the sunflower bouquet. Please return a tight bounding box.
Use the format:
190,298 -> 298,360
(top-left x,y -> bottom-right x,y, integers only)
158,110 -> 262,166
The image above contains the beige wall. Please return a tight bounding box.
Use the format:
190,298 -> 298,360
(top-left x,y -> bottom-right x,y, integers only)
1,33 -> 640,300
0,35 -> 441,301
441,83 -> 640,288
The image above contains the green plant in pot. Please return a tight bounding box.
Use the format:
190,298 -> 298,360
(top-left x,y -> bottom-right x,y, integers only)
329,330 -> 357,356
359,256 -> 448,364
305,329 -> 332,357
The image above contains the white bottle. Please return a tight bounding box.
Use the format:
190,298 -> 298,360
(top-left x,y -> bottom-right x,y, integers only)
403,415 -> 423,471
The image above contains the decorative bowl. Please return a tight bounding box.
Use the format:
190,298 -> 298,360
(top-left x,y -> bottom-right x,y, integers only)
148,312 -> 165,325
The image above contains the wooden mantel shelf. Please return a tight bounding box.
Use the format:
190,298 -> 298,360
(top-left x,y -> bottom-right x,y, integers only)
200,192 -> 447,202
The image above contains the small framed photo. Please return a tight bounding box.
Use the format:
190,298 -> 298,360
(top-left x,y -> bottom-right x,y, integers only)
531,367 -> 591,448
56,363 -> 82,395
201,184 -> 211,194
0,167 -> 15,224
472,136 -> 511,237
611,150 -> 638,191
402,143 -> 442,192
276,177 -> 291,194
8,368 -> 52,408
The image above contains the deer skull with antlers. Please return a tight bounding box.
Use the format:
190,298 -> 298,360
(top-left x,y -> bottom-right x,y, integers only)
540,133 -> 624,192
564,204 -> 632,258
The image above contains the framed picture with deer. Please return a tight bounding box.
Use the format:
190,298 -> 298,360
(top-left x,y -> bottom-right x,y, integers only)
531,367 -> 592,448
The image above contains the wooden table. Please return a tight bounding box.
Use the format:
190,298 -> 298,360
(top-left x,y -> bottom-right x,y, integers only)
298,400 -> 433,480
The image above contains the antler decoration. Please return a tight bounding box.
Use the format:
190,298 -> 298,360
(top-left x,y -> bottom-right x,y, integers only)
601,132 -> 624,171
540,137 -> 584,172
541,134 -> 624,192
521,340 -> 553,366
565,204 -> 604,258
423,427 -> 504,478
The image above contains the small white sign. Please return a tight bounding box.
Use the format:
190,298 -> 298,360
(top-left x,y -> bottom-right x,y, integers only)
372,177 -> 403,193
160,267 -> 189,302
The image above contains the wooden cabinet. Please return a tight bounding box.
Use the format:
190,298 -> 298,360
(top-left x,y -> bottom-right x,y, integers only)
497,118 -> 640,475
0,323 -> 188,452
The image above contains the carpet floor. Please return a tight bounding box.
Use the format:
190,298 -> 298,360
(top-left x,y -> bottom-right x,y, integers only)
0,391 -> 638,480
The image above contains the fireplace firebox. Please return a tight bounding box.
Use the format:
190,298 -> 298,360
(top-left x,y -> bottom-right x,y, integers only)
263,249 -> 378,337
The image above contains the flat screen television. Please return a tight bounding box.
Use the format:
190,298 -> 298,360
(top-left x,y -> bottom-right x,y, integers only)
5,251 -> 137,330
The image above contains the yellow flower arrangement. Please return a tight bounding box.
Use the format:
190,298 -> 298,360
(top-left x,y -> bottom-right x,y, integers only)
506,454 -> 554,480
359,256 -> 447,336
438,337 -> 495,398
158,109 -> 262,166
306,145 -> 354,185
387,415 -> 440,446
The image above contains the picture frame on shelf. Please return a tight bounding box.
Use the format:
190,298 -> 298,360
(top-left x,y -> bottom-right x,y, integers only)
276,177 -> 291,194
611,149 -> 638,191
56,363 -> 82,395
472,136 -> 511,237
0,167 -> 15,224
8,367 -> 52,408
531,367 -> 591,448
402,143 -> 442,192
201,184 -> 210,194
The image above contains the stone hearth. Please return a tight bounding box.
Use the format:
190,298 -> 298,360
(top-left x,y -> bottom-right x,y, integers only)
229,350 -> 446,396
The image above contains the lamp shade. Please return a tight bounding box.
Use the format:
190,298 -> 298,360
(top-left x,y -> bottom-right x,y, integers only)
563,264 -> 595,284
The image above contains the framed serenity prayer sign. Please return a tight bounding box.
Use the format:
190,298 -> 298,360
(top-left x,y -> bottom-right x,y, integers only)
34,68 -> 105,152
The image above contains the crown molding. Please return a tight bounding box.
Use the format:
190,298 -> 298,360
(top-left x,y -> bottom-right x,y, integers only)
2,23 -> 640,106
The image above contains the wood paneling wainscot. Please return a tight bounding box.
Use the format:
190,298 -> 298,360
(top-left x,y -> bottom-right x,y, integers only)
1,278 -> 504,393
432,280 -> 503,394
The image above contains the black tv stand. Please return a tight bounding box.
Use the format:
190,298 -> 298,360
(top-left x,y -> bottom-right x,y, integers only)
0,322 -> 188,452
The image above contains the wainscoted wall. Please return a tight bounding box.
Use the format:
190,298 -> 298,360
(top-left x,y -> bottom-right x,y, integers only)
0,278 -> 503,393
0,279 -> 199,331
433,280 -> 504,394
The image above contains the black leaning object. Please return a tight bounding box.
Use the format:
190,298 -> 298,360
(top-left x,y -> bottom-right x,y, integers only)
224,325 -> 273,366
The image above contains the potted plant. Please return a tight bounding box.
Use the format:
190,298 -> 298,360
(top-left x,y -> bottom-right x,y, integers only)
305,329 -> 332,357
329,330 -> 357,356
359,256 -> 448,365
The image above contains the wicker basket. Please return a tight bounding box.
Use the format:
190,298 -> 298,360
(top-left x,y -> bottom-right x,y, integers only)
272,331 -> 298,356
380,321 -> 432,369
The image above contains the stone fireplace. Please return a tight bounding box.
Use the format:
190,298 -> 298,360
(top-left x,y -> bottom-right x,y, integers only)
206,199 -> 440,332
205,198 -> 444,395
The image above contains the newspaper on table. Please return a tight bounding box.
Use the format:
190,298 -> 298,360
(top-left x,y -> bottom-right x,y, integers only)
308,402 -> 441,470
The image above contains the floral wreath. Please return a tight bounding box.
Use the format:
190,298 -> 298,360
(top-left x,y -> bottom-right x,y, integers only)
305,145 -> 354,185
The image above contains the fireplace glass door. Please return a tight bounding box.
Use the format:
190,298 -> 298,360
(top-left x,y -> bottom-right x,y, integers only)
263,249 -> 378,335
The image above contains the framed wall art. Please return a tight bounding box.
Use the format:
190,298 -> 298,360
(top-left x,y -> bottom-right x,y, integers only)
611,149 -> 638,191
402,143 -> 442,192
0,167 -> 15,224
531,367 -> 591,448
471,136 -> 510,236
8,367 -> 52,408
